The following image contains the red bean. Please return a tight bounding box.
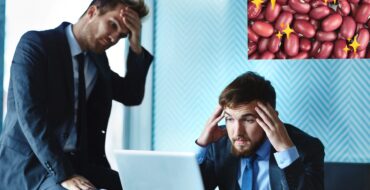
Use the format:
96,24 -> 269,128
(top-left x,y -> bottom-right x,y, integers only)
248,2 -> 262,20
249,53 -> 259,59
315,42 -> 334,58
268,35 -> 282,53
364,0 -> 370,4
339,16 -> 356,40
260,51 -> 276,59
322,13 -> 343,32
248,42 -> 257,56
277,0 -> 288,5
300,38 -> 312,51
338,0 -> 351,16
316,31 -> 337,41
252,21 -> 274,37
357,28 -> 369,51
366,49 -> 370,58
289,0 -> 311,14
350,3 -> 359,18
291,51 -> 309,59
348,0 -> 360,4
356,23 -> 365,32
333,39 -> 348,58
294,20 -> 316,38
281,5 -> 297,13
284,33 -> 300,56
348,49 -> 366,58
258,38 -> 270,52
309,19 -> 319,30
248,26 -> 260,42
276,50 -> 287,59
310,41 -> 322,56
309,6 -> 331,20
310,0 -> 327,8
294,14 -> 310,21
265,2 -> 282,22
275,11 -> 294,31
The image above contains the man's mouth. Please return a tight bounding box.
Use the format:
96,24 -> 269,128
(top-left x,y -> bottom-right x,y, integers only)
234,137 -> 249,145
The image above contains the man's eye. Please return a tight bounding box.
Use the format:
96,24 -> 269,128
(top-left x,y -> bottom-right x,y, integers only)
243,118 -> 255,123
110,21 -> 117,29
225,118 -> 234,122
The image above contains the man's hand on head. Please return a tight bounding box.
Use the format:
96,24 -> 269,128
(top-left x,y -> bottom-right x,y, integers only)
120,7 -> 142,54
255,102 -> 294,152
61,175 -> 96,190
196,105 -> 227,147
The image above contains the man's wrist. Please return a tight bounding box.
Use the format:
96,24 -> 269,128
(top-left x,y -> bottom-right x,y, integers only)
195,138 -> 209,147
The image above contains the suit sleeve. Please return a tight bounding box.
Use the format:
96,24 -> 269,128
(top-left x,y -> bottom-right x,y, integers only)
282,138 -> 325,190
199,146 -> 219,190
11,32 -> 74,183
112,47 -> 153,105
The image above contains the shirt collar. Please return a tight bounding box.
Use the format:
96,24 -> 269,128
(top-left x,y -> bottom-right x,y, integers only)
65,24 -> 83,57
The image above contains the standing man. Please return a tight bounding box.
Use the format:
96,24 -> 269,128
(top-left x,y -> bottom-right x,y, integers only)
0,0 -> 153,189
196,72 -> 324,190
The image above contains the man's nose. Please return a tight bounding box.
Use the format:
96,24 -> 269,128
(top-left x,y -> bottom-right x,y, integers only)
234,121 -> 245,135
109,33 -> 120,44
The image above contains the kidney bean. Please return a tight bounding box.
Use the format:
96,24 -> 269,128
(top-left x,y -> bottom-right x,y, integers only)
316,31 -> 337,41
291,51 -> 309,59
315,42 -> 334,58
289,0 -> 311,13
293,20 -> 316,38
258,38 -> 270,52
339,16 -> 356,40
248,41 -> 257,56
348,49 -> 366,58
322,13 -> 343,32
252,21 -> 274,37
276,50 -> 287,59
310,41 -> 322,56
257,10 -> 266,20
248,26 -> 260,42
277,0 -> 288,5
309,6 -> 331,20
350,3 -> 359,18
364,0 -> 370,4
248,2 -> 262,20
275,11 -> 294,31
366,49 -> 370,58
249,52 -> 259,59
333,39 -> 348,58
338,0 -> 351,16
268,35 -> 282,53
310,0 -> 327,8
300,38 -> 312,51
294,14 -> 310,21
281,5 -> 297,13
355,3 -> 370,24
356,24 -> 365,33
265,2 -> 282,22
309,19 -> 319,30
284,33 -> 300,56
348,0 -> 360,4
357,28 -> 369,51
260,51 -> 276,59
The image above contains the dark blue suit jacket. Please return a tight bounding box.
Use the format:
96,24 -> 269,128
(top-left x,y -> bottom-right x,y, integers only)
0,22 -> 153,189
199,124 -> 325,190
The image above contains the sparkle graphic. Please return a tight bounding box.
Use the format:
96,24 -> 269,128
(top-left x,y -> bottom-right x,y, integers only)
271,0 -> 276,9
276,31 -> 283,39
343,45 -> 350,53
251,0 -> 264,9
282,24 -> 295,39
349,34 -> 361,53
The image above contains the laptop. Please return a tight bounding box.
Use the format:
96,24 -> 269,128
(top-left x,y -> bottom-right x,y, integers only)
114,150 -> 204,190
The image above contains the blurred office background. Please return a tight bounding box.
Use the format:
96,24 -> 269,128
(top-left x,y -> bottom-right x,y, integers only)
0,0 -> 369,171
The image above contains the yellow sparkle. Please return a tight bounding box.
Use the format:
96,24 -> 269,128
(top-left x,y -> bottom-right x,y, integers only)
349,34 -> 361,53
282,24 -> 295,39
276,31 -> 283,39
333,0 -> 337,4
251,0 -> 264,9
271,0 -> 276,9
343,45 -> 350,53
323,0 -> 328,5
347,38 -> 352,42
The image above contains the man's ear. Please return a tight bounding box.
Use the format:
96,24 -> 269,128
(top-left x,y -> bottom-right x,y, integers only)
86,5 -> 98,18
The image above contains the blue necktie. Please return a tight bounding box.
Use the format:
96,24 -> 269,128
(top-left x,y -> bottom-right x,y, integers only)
76,53 -> 87,151
241,157 -> 254,190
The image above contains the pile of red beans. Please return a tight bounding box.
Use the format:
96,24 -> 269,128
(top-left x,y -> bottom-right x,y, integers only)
247,0 -> 370,59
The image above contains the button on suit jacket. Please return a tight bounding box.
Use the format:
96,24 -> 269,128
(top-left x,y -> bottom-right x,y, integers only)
0,22 -> 153,189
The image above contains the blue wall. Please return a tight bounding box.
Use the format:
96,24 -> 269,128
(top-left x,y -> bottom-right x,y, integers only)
152,0 -> 369,163
0,0 -> 5,132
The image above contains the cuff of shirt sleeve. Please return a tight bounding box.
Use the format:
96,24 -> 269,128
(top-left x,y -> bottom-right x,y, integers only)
273,146 -> 299,169
194,140 -> 209,164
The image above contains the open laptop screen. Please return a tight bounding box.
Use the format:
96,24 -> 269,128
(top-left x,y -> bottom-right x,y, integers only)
114,150 -> 204,190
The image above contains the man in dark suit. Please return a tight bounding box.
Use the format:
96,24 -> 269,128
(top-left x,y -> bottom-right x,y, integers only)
196,72 -> 324,190
0,0 -> 153,189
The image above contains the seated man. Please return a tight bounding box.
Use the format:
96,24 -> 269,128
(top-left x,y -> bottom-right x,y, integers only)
196,71 -> 324,190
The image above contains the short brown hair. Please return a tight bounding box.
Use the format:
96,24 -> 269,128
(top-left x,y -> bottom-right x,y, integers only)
219,71 -> 276,109
87,0 -> 149,18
